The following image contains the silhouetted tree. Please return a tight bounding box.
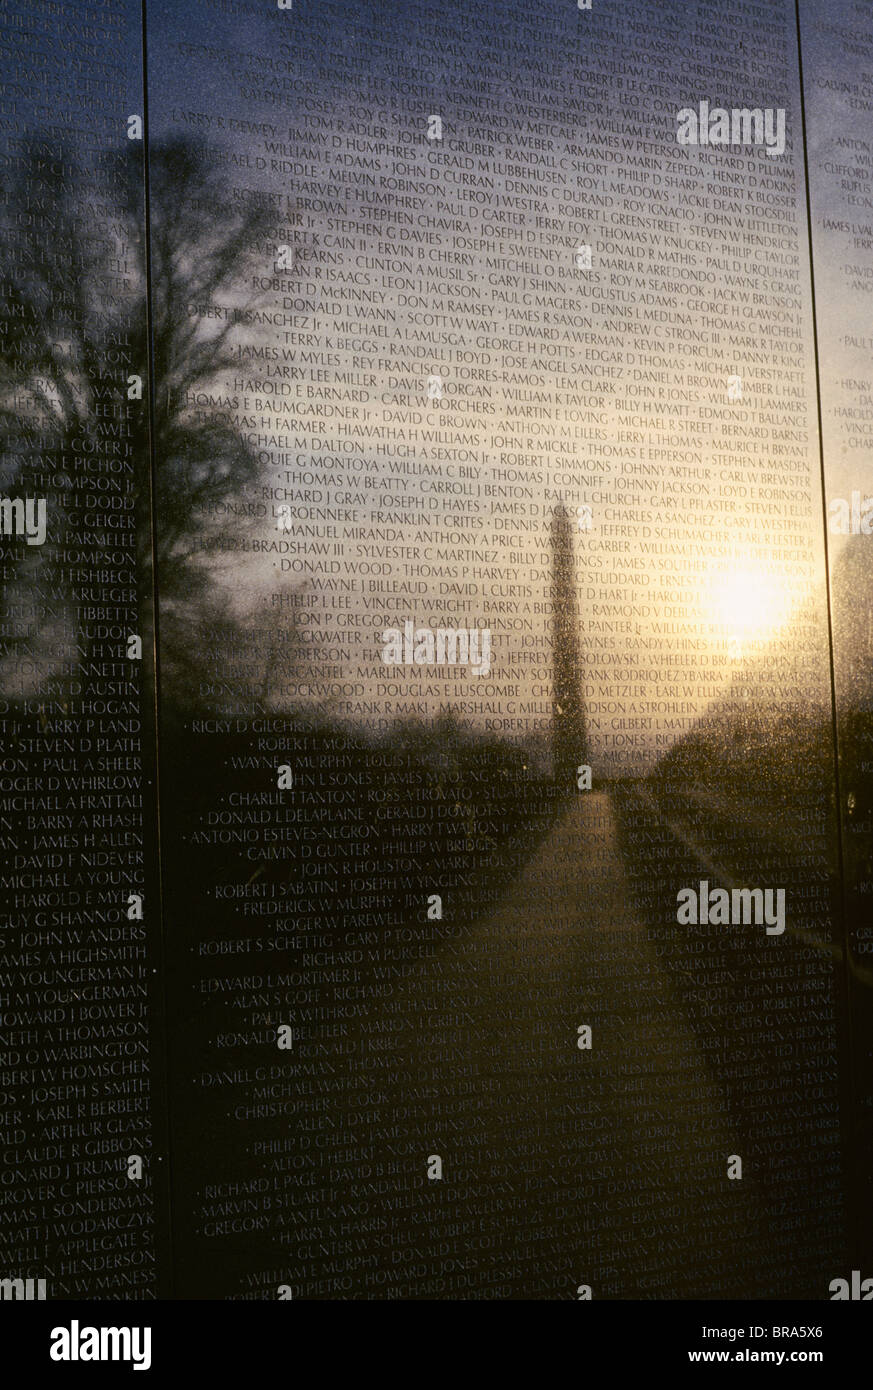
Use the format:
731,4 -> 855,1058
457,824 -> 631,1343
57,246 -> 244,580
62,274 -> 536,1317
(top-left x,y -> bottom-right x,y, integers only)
0,134 -> 287,696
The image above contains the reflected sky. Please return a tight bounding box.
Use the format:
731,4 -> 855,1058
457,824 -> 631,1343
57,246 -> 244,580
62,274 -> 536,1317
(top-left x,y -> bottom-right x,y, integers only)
2,1 -> 864,772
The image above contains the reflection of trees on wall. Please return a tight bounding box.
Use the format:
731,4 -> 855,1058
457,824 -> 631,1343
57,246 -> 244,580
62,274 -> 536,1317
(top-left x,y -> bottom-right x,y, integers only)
550,503 -> 587,785
0,135 -> 137,694
0,135 -> 318,702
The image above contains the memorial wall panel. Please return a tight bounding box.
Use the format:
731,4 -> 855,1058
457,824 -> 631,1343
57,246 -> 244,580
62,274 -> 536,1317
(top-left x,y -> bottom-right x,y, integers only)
146,0 -> 853,1299
0,1 -> 168,1296
800,0 -> 873,1272
0,0 -> 870,1303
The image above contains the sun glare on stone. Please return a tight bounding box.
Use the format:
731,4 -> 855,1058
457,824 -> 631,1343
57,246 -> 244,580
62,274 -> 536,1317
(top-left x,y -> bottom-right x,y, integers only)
707,563 -> 793,645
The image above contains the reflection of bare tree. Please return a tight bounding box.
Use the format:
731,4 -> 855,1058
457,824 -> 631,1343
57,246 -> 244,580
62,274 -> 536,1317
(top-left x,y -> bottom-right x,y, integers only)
0,136 -> 127,693
0,135 -> 291,697
145,139 -> 273,598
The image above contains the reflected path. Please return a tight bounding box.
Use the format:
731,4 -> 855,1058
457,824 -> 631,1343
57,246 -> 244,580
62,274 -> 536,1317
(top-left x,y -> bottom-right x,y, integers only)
298,792 -> 769,1299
